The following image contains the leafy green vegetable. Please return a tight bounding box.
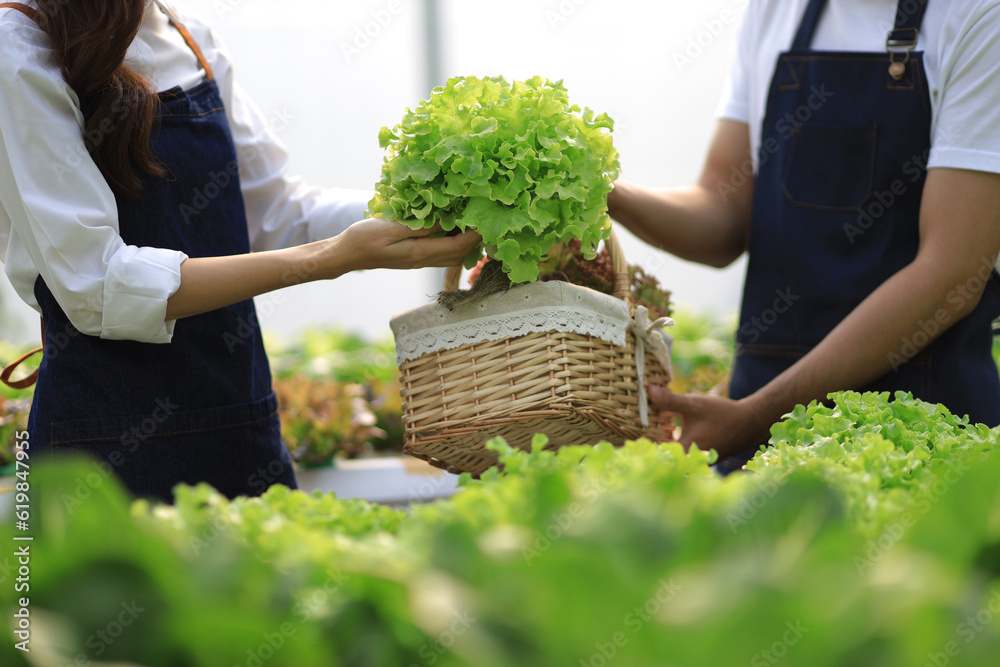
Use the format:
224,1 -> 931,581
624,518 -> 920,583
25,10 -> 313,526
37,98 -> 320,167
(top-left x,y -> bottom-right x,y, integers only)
367,75 -> 620,283
748,391 -> 993,539
5,392 -> 1000,666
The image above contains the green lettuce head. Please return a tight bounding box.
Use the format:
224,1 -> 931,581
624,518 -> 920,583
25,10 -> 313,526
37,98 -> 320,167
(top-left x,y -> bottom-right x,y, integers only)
367,75 -> 620,283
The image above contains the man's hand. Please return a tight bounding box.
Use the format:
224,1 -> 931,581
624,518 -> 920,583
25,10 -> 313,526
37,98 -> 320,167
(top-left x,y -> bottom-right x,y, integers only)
649,385 -> 774,459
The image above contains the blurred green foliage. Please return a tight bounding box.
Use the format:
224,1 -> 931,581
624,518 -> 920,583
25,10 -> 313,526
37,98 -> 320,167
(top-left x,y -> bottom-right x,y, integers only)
3,319 -> 998,470
667,305 -> 735,396
3,392 -> 1000,666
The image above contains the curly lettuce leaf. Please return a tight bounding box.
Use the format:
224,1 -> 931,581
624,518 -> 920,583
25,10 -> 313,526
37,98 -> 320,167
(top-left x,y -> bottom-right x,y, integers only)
367,75 -> 620,282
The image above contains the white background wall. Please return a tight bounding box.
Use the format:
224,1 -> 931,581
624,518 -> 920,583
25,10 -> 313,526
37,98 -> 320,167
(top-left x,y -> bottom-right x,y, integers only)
0,0 -> 749,344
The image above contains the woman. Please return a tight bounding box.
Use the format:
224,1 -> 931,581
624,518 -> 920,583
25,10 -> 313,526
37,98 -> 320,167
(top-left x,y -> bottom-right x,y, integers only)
0,0 -> 479,500
609,0 -> 1000,471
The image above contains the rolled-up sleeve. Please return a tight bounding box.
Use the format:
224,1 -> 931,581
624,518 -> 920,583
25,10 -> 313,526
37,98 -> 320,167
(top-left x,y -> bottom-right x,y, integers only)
0,13 -> 187,344
102,245 -> 184,342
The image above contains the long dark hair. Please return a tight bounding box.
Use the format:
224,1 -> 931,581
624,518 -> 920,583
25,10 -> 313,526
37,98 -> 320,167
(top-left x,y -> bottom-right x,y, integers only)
35,0 -> 163,198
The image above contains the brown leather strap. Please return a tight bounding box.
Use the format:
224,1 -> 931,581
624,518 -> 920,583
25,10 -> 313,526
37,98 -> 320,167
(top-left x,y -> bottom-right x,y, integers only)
0,3 -> 39,23
151,0 -> 215,80
1,347 -> 41,390
1,318 -> 44,390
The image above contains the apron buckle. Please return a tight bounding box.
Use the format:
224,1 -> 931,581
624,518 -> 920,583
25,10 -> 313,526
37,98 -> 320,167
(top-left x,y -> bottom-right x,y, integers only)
886,28 -> 918,81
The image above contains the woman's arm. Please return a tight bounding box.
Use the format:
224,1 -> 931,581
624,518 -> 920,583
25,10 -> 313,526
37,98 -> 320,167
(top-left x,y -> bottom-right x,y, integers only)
655,167 -> 1000,458
165,219 -> 479,321
607,119 -> 754,268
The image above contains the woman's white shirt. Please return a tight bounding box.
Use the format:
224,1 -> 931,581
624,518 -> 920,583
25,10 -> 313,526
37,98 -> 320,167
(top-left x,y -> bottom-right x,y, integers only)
0,1 -> 370,343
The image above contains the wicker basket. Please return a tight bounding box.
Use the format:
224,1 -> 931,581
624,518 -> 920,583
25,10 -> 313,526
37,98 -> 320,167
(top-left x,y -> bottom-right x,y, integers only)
390,229 -> 674,476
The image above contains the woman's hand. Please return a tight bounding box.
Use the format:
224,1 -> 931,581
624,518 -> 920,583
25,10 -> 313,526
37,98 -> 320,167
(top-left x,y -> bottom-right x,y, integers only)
649,385 -> 774,460
324,218 -> 482,274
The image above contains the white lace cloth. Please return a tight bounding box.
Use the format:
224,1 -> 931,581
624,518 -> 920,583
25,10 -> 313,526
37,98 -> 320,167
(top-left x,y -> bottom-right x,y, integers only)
390,281 -> 674,426
391,281 -> 626,362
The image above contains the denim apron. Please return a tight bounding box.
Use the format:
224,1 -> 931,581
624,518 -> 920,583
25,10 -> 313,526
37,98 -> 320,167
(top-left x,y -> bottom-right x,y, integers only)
723,0 -> 1000,471
22,1 -> 297,501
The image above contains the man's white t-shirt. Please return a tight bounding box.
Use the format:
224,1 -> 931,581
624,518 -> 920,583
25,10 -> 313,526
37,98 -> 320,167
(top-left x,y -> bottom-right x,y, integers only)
717,0 -> 1000,176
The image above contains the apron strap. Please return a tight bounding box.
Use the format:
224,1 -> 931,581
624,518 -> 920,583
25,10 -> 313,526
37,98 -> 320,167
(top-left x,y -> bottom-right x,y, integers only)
890,0 -> 930,37
0,3 -> 39,23
793,0 -> 931,51
886,0 -> 929,80
1,319 -> 44,390
791,0 -> 826,50
150,0 -> 215,81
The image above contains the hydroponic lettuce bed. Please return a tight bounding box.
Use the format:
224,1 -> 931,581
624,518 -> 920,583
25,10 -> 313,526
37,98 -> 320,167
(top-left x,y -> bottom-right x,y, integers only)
2,390 -> 1000,666
0,316 -> 737,472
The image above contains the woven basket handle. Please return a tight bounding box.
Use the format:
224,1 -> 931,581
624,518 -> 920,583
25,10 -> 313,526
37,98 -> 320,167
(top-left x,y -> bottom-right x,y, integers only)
443,227 -> 632,309
604,227 -> 632,308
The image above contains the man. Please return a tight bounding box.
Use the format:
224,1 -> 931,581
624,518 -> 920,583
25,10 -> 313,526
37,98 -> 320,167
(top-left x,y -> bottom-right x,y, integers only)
608,0 -> 1000,471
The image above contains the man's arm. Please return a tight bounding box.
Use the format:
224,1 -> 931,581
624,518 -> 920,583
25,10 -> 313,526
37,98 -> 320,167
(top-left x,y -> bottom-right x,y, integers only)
655,167 -> 1000,458
607,119 -> 754,268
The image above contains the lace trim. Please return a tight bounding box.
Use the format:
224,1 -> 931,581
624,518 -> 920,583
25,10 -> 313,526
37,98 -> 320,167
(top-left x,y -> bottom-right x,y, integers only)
390,282 -> 634,364
392,305 -> 629,364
